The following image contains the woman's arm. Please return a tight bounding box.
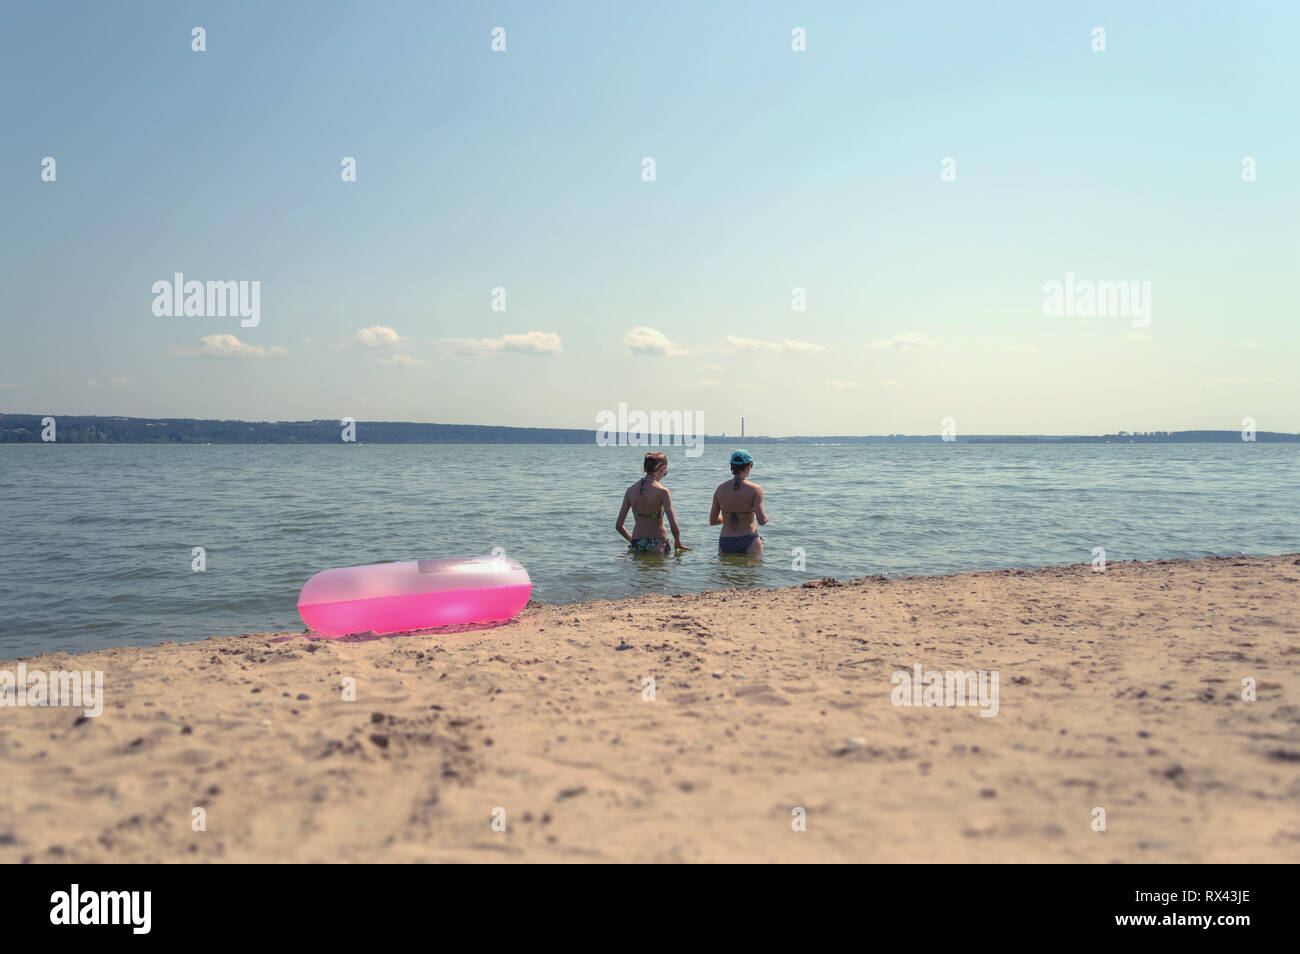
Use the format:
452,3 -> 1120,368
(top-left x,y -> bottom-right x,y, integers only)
615,492 -> 633,542
664,491 -> 691,550
754,485 -> 768,526
709,492 -> 722,526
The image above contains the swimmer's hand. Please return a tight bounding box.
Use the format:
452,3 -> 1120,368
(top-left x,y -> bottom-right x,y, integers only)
674,538 -> 692,552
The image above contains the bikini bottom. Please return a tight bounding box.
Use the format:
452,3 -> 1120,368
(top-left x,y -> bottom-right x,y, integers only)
718,534 -> 759,554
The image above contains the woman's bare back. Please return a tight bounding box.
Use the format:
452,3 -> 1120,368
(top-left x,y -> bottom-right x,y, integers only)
713,479 -> 761,535
626,478 -> 669,538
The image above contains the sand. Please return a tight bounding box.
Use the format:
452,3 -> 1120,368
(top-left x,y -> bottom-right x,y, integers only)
2,554 -> 1298,864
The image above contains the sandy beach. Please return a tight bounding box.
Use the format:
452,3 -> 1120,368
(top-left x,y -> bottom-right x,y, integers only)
2,553 -> 1298,864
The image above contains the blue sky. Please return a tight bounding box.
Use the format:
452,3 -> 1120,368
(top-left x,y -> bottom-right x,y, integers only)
2,1 -> 1296,435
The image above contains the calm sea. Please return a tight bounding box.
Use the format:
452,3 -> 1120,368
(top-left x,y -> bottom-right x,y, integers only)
1,442 -> 1296,656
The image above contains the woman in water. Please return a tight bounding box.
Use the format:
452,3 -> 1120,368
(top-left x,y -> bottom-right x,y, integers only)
616,452 -> 690,555
710,449 -> 767,554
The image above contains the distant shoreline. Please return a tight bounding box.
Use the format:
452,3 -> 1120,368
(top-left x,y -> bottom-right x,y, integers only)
3,413 -> 1298,444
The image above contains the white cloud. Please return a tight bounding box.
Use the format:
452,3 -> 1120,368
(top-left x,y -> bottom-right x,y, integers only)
624,326 -> 689,356
879,379 -> 900,388
698,378 -> 720,389
345,326 -> 427,364
111,376 -> 131,386
870,333 -> 936,350
349,325 -> 407,349
1125,332 -> 1151,342
1005,346 -> 1038,355
0,381 -> 19,390
1242,340 -> 1258,349
825,379 -> 858,390
720,335 -> 824,354
378,354 -> 428,367
1205,376 -> 1273,385
698,362 -> 722,372
181,334 -> 287,359
444,331 -> 563,356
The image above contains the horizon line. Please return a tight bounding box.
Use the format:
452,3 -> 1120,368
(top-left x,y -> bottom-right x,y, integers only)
2,412 -> 1296,442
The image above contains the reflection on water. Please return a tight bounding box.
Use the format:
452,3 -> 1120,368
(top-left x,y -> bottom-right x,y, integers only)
714,551 -> 765,589
623,548 -> 688,590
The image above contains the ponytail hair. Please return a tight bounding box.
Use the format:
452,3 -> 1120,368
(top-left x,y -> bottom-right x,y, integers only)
640,452 -> 667,494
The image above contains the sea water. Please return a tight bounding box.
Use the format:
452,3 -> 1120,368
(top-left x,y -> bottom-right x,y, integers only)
1,442 -> 1296,655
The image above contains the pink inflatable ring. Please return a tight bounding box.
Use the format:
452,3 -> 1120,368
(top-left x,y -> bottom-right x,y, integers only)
297,555 -> 532,637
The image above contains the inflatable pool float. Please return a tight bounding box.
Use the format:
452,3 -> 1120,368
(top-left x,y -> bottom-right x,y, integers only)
297,555 -> 531,637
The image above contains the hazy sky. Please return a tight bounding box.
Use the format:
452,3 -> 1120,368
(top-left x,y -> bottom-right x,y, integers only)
2,1 -> 1296,436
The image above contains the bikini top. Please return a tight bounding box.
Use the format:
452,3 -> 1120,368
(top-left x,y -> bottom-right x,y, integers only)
634,477 -> 665,519
720,476 -> 754,518
717,499 -> 754,520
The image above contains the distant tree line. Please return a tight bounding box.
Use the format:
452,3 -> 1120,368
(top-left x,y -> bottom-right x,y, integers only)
1,414 -> 1295,444
0,415 -> 596,444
